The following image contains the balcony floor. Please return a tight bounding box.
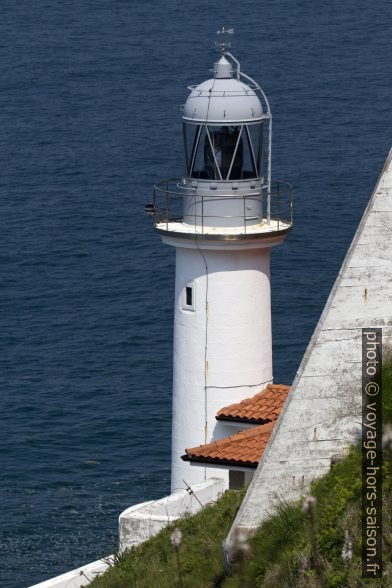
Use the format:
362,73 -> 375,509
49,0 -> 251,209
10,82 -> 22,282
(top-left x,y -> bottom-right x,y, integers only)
154,218 -> 292,239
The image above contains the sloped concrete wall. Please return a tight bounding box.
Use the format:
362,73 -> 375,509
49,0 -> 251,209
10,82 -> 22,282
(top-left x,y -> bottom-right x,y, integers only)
29,558 -> 111,588
120,477 -> 225,551
225,148 -> 392,551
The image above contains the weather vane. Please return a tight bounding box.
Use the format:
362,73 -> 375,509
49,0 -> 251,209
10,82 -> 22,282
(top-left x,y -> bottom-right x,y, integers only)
215,26 -> 234,53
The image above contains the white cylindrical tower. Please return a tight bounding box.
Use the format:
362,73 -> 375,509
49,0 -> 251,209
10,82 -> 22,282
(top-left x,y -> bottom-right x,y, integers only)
147,45 -> 293,492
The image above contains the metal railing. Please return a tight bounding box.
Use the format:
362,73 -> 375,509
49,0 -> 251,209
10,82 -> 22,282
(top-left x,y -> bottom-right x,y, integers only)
146,178 -> 293,236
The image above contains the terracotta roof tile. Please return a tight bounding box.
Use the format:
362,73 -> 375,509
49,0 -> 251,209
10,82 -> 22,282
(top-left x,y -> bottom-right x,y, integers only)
216,383 -> 290,424
182,422 -> 275,469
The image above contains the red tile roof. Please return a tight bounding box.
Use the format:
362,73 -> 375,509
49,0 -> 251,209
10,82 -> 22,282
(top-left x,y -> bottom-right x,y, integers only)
216,383 -> 290,424
182,422 -> 275,469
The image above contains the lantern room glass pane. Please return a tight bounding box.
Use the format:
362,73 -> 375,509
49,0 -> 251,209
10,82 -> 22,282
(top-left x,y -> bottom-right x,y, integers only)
205,126 -> 243,180
189,125 -> 243,180
242,127 -> 257,179
183,123 -> 200,176
247,122 -> 264,179
185,123 -> 263,180
190,125 -> 208,179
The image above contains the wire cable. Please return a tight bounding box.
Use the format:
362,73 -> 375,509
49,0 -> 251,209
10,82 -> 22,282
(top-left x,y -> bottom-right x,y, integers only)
193,72 -> 218,480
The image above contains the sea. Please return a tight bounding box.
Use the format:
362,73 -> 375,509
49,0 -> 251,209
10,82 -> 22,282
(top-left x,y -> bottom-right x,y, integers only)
0,1 -> 390,586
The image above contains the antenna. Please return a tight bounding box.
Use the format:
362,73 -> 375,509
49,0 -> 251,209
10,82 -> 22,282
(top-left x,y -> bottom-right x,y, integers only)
215,26 -> 234,54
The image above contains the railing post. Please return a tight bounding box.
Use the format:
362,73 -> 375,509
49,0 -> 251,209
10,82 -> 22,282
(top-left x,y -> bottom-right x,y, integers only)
267,116 -> 272,225
194,194 -> 196,234
243,196 -> 246,234
166,181 -> 169,232
201,195 -> 204,235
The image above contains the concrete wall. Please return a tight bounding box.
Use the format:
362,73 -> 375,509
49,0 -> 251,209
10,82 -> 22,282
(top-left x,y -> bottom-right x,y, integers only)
120,477 -> 225,551
225,148 -> 392,553
29,558 -> 112,588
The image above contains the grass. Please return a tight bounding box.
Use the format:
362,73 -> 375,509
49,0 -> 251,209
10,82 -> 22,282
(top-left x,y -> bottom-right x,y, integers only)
90,362 -> 392,587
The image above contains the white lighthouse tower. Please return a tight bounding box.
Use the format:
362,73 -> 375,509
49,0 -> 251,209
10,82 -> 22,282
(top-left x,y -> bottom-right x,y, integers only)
148,33 -> 293,492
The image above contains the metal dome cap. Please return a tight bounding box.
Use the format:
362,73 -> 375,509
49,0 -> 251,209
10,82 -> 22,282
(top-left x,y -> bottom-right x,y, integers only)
182,76 -> 263,124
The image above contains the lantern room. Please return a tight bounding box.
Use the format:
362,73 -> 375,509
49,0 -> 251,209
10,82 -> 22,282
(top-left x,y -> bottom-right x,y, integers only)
148,47 -> 293,239
182,56 -> 266,184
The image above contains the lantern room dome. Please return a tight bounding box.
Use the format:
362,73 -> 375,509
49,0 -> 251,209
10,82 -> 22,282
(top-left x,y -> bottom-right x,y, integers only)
182,77 -> 264,124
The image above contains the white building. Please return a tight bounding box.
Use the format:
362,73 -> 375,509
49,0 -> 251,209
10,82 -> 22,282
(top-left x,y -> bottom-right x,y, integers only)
148,42 -> 293,492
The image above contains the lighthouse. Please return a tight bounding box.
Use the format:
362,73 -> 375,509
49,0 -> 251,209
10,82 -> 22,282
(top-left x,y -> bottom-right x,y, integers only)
148,33 -> 293,492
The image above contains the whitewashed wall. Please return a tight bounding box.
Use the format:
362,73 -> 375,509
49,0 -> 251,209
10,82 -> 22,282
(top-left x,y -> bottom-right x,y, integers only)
225,148 -> 392,555
29,558 -> 111,588
164,236 -> 276,492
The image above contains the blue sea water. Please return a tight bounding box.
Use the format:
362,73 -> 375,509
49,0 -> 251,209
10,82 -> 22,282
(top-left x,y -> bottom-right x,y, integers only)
0,1 -> 390,585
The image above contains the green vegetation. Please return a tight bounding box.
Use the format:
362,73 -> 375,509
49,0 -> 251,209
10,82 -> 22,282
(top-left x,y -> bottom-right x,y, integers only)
226,449 -> 391,587
91,362 -> 392,587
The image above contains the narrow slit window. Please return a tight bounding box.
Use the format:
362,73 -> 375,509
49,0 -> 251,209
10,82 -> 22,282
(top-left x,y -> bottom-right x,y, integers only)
186,286 -> 193,307
183,283 -> 195,311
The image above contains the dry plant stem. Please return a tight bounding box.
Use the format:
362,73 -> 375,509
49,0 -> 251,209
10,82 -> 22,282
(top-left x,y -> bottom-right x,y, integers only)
238,551 -> 245,587
307,507 -> 326,588
174,547 -> 184,588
